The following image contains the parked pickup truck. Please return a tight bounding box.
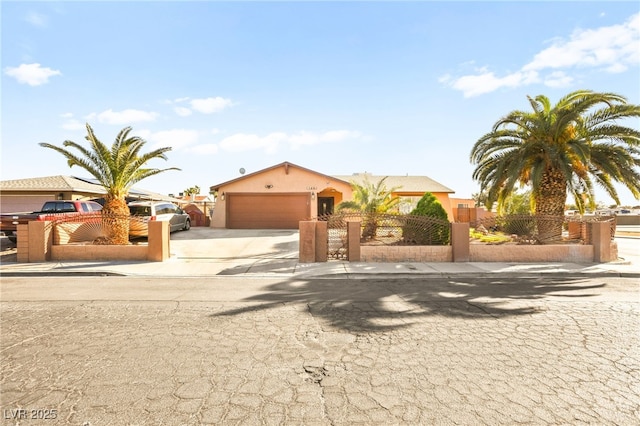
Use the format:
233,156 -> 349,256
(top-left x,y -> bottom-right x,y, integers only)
0,200 -> 103,243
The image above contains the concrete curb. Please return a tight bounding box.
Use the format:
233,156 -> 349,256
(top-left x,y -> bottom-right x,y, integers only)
3,270 -> 639,279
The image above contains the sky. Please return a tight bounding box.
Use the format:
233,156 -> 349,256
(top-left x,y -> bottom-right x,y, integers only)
2,1 -> 640,206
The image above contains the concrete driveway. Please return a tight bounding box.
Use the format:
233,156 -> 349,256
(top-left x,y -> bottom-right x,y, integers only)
167,227 -> 300,275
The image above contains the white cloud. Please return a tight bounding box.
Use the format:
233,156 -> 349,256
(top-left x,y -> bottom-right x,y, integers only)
188,144 -> 219,155
289,130 -> 363,149
174,106 -> 192,117
543,71 -> 574,88
61,119 -> 85,131
190,97 -> 232,114
443,12 -> 640,97
145,129 -> 200,150
219,133 -> 285,154
218,130 -> 362,153
86,109 -> 158,125
4,63 -> 61,86
25,11 -> 48,28
451,69 -> 540,98
60,112 -> 74,119
523,13 -> 639,72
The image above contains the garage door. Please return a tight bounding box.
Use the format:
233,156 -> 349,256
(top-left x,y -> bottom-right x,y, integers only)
227,193 -> 310,229
0,195 -> 56,214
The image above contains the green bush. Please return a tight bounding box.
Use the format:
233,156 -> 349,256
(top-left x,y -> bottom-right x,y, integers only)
402,193 -> 450,245
411,193 -> 449,219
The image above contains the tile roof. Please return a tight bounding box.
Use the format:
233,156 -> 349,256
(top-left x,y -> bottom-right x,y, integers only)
333,173 -> 455,193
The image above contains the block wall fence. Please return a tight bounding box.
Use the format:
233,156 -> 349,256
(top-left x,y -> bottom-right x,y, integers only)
299,221 -> 617,264
17,220 -> 170,263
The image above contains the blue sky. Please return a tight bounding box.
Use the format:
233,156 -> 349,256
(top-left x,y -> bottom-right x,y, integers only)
2,1 -> 639,206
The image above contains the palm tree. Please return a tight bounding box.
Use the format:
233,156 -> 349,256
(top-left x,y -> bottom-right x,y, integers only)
336,176 -> 400,240
471,90 -> 640,240
40,124 -> 180,244
184,185 -> 200,196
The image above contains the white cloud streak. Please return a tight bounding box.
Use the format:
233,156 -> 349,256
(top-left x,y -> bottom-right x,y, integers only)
190,97 -> 233,114
168,96 -> 233,116
143,129 -> 200,150
174,106 -> 192,117
4,63 -> 61,86
217,130 -> 363,153
61,119 -> 85,131
442,12 -> 640,97
25,11 -> 48,28
86,109 -> 158,125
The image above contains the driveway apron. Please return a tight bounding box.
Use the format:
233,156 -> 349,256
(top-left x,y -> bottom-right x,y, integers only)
168,228 -> 300,275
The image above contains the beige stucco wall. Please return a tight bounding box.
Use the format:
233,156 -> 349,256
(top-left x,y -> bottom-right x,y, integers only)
211,166 -> 353,228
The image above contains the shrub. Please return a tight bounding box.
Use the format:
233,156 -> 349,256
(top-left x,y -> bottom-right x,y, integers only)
402,193 -> 450,245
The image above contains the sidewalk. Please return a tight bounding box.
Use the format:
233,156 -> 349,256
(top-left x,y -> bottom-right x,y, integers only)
1,256 -> 639,279
2,231 -> 638,279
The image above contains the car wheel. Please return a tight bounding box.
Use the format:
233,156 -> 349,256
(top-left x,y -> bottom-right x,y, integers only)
183,219 -> 191,231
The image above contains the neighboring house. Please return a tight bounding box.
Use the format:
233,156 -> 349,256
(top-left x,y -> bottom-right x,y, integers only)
0,175 -> 179,213
174,194 -> 217,227
449,197 -> 493,223
209,161 -> 457,229
334,173 -> 455,220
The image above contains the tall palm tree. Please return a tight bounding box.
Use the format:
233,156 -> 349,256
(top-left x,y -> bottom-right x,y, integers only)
336,176 -> 400,240
471,90 -> 640,240
40,124 -> 180,244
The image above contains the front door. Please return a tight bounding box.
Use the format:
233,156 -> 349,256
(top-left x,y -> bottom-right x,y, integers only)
317,197 -> 334,216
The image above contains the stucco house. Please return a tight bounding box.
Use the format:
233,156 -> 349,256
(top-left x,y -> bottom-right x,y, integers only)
333,173 -> 455,219
209,162 -> 353,229
0,175 -> 178,214
209,161 -> 456,229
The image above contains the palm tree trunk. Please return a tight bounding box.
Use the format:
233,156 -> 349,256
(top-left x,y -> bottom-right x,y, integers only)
102,195 -> 130,245
535,168 -> 566,242
362,212 -> 377,241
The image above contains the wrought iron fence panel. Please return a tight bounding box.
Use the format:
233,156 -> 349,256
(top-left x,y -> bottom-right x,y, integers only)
470,214 -> 615,245
318,212 -> 451,259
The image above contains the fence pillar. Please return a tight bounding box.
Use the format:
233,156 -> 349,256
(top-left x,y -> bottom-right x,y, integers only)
27,221 -> 52,263
299,221 -> 316,263
347,221 -> 361,261
315,220 -> 328,262
591,221 -> 614,262
148,221 -> 170,261
16,224 -> 29,262
451,222 -> 470,262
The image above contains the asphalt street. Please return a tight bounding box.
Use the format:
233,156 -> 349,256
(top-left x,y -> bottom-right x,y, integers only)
1,274 -> 638,425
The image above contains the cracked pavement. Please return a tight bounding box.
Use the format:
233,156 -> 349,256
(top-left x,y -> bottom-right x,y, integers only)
1,276 -> 639,425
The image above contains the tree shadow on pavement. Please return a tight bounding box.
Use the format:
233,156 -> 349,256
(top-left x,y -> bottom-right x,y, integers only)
211,276 -> 606,333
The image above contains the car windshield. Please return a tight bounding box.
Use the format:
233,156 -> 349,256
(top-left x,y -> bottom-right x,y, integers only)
129,205 -> 152,216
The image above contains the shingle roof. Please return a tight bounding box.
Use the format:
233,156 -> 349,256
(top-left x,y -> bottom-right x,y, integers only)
210,161 -> 351,190
0,175 -> 181,201
333,173 -> 454,194
0,175 -> 106,193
